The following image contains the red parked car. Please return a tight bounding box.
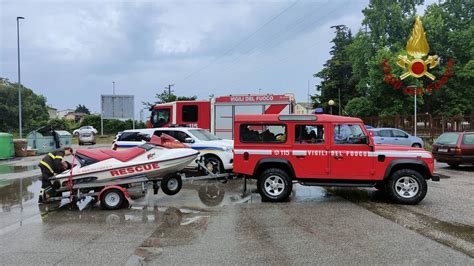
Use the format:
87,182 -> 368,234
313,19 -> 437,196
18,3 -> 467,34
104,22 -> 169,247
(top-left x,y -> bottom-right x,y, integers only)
233,114 -> 439,204
432,131 -> 474,167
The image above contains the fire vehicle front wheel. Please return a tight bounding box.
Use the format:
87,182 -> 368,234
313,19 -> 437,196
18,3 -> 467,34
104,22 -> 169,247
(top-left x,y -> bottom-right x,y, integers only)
386,169 -> 427,205
258,168 -> 292,202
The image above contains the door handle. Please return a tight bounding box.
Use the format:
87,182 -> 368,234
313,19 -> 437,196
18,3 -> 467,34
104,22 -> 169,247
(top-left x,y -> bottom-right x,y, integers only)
296,155 -> 305,159
334,156 -> 343,160
380,138 -> 384,140
394,138 -> 399,140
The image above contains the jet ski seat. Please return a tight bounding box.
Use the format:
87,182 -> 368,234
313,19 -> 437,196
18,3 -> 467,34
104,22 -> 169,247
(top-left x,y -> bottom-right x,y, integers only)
100,148 -> 145,162
76,147 -> 145,162
76,149 -> 112,161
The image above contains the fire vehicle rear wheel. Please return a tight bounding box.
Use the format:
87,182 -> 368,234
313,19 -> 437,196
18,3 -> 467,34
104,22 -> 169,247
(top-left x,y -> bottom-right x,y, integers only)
385,169 -> 427,205
257,168 -> 292,202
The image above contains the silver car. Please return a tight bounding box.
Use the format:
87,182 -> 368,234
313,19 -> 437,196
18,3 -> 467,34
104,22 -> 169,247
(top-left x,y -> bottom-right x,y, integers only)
78,132 -> 96,145
369,128 -> 424,148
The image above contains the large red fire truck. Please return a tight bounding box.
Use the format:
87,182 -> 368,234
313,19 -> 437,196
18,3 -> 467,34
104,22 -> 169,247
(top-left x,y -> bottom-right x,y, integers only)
148,94 -> 294,139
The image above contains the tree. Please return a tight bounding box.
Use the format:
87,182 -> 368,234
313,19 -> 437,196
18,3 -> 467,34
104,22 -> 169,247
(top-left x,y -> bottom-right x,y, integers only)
345,97 -> 374,117
142,90 -> 197,108
313,25 -> 356,114
75,104 -> 90,114
0,78 -> 49,133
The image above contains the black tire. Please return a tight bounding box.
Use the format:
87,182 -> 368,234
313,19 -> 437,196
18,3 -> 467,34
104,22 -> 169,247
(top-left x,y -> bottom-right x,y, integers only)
257,168 -> 292,202
161,175 -> 182,196
203,155 -> 224,174
100,188 -> 125,210
448,163 -> 459,168
411,143 -> 422,148
385,169 -> 427,205
78,142 -> 82,146
198,183 -> 225,207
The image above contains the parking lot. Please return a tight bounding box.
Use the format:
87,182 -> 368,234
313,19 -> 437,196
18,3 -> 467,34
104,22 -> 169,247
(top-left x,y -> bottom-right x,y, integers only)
0,150 -> 472,264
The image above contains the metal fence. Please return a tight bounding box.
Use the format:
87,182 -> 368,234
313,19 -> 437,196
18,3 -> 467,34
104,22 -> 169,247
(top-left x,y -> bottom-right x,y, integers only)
362,115 -> 474,140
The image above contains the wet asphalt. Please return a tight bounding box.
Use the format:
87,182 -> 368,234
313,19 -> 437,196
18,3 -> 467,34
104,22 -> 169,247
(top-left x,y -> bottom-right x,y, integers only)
0,155 -> 472,264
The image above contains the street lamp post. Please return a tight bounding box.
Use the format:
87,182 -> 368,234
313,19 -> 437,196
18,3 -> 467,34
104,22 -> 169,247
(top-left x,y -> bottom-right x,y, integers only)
17,16 -> 25,138
328,99 -> 335,115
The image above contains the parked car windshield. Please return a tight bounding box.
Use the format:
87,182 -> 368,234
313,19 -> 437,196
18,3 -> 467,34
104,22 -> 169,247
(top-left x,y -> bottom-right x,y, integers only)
435,133 -> 460,145
189,129 -> 220,141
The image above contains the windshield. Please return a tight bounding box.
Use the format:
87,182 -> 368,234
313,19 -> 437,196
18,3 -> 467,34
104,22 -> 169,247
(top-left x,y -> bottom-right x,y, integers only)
151,108 -> 170,127
435,133 -> 460,145
189,129 -> 220,141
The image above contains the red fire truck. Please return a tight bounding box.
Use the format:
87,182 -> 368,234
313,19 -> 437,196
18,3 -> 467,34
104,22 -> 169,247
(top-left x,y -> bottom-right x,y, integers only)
148,94 -> 294,139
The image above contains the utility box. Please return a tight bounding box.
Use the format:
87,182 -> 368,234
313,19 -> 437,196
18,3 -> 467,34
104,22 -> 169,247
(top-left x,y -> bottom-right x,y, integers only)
27,126 -> 70,154
0,133 -> 14,159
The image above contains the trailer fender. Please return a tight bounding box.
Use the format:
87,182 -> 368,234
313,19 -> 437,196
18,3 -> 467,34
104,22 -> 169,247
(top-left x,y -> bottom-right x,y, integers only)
98,185 -> 130,203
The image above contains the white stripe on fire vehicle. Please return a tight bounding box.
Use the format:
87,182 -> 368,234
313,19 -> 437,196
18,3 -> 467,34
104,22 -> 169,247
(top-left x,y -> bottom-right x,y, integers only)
234,149 -> 431,158
234,149 -> 272,155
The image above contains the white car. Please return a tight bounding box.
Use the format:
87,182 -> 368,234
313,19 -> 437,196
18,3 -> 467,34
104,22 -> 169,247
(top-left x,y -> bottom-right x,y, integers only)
112,127 -> 233,173
73,126 -> 98,135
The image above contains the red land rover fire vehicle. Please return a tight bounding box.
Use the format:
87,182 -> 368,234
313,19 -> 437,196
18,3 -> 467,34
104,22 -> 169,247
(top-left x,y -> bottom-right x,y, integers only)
233,114 -> 440,204
148,94 -> 293,139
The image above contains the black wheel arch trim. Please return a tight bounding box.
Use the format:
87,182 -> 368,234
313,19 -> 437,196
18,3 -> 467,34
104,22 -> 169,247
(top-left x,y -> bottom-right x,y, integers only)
254,158 -> 295,178
383,159 -> 432,180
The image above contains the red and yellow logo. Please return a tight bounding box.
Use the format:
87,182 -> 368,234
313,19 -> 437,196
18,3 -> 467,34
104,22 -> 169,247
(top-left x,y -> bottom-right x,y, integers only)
383,16 -> 454,95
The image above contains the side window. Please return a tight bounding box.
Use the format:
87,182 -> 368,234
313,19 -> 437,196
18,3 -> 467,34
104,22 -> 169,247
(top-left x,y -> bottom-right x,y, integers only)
240,124 -> 287,143
393,130 -> 408,138
462,134 -> 474,144
153,130 -> 171,137
295,125 -> 324,144
119,132 -> 147,142
334,124 -> 368,145
172,131 -> 191,142
379,130 -> 392,137
182,105 -> 198,122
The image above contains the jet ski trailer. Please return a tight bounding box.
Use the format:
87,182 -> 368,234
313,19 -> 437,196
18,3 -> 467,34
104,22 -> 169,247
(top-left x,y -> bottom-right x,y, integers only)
45,135 -> 200,210
44,134 -> 235,210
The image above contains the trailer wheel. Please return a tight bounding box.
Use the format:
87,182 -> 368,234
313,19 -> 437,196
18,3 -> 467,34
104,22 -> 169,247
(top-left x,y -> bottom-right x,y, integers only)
161,175 -> 182,196
100,188 -> 125,210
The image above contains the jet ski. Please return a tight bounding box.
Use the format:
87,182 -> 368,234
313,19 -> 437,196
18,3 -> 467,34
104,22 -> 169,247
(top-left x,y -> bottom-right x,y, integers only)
53,134 -> 199,190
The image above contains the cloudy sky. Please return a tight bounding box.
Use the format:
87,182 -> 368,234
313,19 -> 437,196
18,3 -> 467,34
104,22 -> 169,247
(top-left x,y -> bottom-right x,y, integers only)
1,0 -> 430,119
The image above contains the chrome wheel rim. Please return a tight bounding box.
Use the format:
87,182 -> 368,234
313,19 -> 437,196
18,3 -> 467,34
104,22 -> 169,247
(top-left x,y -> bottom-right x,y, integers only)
264,175 -> 285,197
167,178 -> 178,191
104,191 -> 120,207
395,176 -> 419,198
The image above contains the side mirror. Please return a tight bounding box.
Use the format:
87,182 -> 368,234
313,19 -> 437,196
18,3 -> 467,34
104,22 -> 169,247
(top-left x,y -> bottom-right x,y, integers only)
184,137 -> 195,144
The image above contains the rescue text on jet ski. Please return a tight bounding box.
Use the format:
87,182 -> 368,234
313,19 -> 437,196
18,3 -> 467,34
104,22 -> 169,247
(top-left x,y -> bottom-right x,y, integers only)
110,162 -> 160,177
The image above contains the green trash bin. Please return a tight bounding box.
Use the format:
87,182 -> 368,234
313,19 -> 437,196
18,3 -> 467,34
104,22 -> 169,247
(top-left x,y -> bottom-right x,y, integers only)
27,126 -> 57,154
0,133 -> 14,159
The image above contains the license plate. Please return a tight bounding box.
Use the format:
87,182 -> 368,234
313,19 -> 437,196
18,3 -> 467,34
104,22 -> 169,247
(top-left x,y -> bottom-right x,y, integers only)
438,148 -> 448,152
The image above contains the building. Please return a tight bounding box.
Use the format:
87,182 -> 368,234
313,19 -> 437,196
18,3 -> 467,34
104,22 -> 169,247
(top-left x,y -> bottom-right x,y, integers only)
47,106 -> 58,119
64,112 -> 87,123
294,102 -> 313,114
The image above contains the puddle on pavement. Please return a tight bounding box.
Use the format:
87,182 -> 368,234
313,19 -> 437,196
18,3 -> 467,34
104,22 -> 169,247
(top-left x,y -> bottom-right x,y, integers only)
328,187 -> 474,257
0,165 -> 38,175
0,176 -> 39,212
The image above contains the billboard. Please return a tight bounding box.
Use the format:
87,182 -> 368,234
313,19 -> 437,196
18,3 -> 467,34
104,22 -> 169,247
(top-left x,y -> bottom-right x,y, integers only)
101,95 -> 134,119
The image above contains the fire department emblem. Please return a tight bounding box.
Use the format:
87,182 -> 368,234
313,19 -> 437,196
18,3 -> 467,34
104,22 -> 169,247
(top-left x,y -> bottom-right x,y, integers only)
383,16 -> 454,95
397,16 -> 438,80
